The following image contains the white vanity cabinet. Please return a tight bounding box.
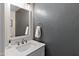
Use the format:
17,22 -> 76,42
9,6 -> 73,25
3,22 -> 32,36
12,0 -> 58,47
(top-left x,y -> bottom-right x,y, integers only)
27,46 -> 45,56
5,40 -> 45,56
24,40 -> 45,56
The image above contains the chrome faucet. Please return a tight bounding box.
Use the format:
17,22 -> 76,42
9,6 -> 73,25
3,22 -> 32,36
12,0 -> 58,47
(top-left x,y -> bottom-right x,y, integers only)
9,39 -> 28,46
22,40 -> 24,44
17,42 -> 20,45
21,39 -> 27,44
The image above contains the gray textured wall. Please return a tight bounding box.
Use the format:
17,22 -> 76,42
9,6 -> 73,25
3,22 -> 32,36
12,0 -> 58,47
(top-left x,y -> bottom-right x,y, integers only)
15,9 -> 29,36
0,3 -> 5,56
34,3 -> 79,56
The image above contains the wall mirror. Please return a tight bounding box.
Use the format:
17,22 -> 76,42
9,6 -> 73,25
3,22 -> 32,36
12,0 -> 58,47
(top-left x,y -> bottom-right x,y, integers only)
10,4 -> 31,39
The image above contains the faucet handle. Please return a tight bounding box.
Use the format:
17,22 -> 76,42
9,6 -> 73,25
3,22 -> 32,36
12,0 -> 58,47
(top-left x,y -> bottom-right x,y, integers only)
23,39 -> 27,43
9,40 -> 11,43
22,40 -> 24,44
24,40 -> 27,43
21,39 -> 27,44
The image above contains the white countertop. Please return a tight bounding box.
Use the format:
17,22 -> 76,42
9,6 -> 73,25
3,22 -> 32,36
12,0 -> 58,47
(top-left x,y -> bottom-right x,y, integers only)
5,40 -> 45,56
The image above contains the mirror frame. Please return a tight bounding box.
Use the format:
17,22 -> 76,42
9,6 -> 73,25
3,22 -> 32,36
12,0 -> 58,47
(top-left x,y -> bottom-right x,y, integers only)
4,3 -> 33,46
10,4 -> 30,37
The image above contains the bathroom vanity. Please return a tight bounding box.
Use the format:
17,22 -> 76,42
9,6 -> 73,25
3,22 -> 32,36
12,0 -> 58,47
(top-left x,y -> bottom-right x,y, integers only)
1,3 -> 45,56
5,40 -> 45,56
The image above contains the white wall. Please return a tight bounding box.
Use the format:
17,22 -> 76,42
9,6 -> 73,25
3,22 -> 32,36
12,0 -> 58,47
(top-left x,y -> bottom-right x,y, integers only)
0,3 -> 5,56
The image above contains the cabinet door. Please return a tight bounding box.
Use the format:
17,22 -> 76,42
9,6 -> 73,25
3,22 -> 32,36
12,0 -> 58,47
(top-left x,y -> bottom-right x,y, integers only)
27,46 -> 45,56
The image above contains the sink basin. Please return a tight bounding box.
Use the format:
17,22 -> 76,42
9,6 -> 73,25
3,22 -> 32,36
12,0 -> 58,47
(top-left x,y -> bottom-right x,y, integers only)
16,42 -> 36,52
